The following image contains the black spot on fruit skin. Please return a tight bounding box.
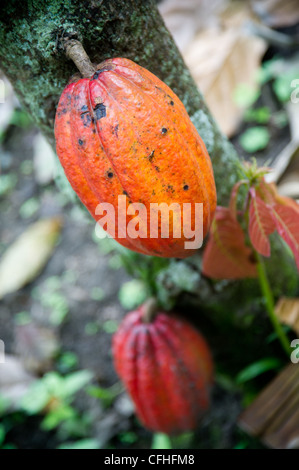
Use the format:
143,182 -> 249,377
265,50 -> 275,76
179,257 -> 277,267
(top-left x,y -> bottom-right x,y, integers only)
123,190 -> 128,196
94,103 -> 106,120
170,100 -> 174,106
92,65 -> 114,80
78,139 -> 84,146
113,124 -> 119,137
107,171 -> 113,178
183,185 -> 189,191
81,111 -> 92,127
161,127 -> 167,134
148,150 -> 155,162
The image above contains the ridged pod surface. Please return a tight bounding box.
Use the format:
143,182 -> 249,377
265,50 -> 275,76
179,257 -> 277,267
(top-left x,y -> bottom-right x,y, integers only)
112,303 -> 213,434
55,58 -> 216,258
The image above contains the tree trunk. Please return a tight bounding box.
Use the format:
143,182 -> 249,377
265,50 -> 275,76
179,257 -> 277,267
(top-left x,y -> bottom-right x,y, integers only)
0,0 -> 297,321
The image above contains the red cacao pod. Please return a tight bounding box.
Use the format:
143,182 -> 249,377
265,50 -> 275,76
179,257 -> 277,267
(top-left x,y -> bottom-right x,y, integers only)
112,302 -> 213,434
55,58 -> 216,258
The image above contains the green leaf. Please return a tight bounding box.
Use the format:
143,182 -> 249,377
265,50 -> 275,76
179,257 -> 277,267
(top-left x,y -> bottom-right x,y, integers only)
118,280 -> 148,309
10,109 -> 32,128
0,395 -> 10,416
19,198 -> 40,219
87,383 -> 123,407
102,320 -> 119,334
151,433 -> 172,450
57,439 -> 101,450
41,404 -> 75,430
239,127 -> 270,153
14,311 -> 32,325
21,380 -> 51,414
56,352 -> 78,373
61,370 -> 93,398
118,431 -> 138,445
273,69 -> 299,102
234,84 -> 260,108
0,424 -> 6,447
244,107 -> 270,124
236,358 -> 282,384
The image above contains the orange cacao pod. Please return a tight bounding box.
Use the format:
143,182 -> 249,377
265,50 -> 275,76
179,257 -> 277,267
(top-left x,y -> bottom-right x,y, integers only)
112,302 -> 213,434
55,58 -> 216,258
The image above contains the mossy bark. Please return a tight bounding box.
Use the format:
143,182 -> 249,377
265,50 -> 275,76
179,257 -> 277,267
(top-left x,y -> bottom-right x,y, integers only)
0,0 -> 236,204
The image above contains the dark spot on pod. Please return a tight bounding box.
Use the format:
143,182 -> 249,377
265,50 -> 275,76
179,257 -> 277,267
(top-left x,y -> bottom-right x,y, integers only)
170,100 -> 174,106
92,64 -> 115,80
81,112 -> 92,127
148,150 -> 155,162
61,107 -> 67,114
123,190 -> 128,196
107,171 -> 113,178
92,71 -> 101,80
78,139 -> 84,146
168,184 -> 174,193
183,185 -> 189,191
155,166 -> 160,172
94,103 -> 106,120
161,127 -> 167,134
152,189 -> 156,196
113,124 -> 119,137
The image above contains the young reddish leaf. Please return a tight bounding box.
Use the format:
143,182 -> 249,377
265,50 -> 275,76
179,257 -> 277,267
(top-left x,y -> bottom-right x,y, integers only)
229,180 -> 247,219
257,180 -> 299,215
271,204 -> 299,271
275,194 -> 299,215
249,189 -> 276,257
256,179 -> 277,205
202,207 -> 257,280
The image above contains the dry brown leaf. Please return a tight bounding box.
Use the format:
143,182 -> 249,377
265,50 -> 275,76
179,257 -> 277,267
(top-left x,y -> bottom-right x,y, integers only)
0,218 -> 62,299
185,29 -> 266,136
275,297 -> 299,335
158,0 -> 225,53
266,103 -> 299,199
15,323 -> 59,374
159,0 -> 266,136
33,133 -> 56,185
0,355 -> 36,408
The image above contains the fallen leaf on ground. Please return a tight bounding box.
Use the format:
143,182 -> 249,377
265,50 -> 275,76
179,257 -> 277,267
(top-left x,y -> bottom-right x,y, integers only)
275,298 -> 299,335
33,133 -> 56,185
0,355 -> 36,408
158,0 -> 225,53
0,218 -> 62,299
15,323 -> 59,374
185,28 -> 266,136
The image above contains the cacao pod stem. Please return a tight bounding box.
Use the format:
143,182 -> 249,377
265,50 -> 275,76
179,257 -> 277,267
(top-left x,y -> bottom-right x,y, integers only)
142,297 -> 158,323
64,39 -> 96,78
